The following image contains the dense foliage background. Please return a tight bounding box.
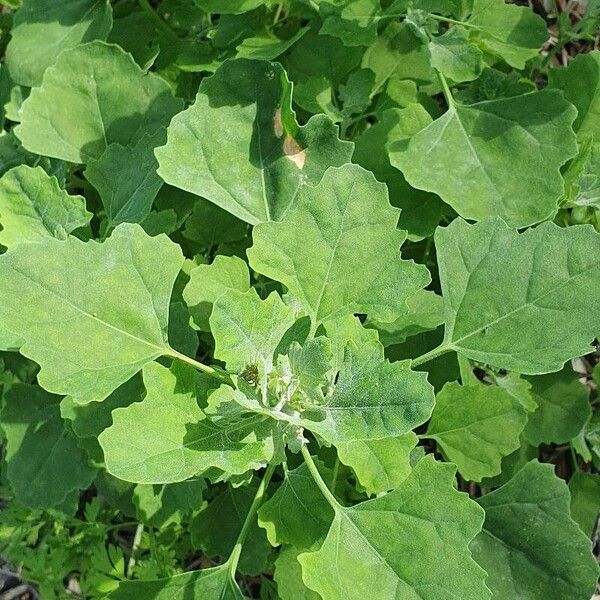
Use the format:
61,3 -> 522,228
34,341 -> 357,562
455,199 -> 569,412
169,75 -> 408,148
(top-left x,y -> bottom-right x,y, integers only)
0,0 -> 598,598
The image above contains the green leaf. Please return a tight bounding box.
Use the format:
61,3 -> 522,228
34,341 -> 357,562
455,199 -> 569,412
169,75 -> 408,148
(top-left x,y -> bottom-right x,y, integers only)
569,471 -> 600,537
184,256 -> 251,331
15,41 -> 183,164
84,130 -> 165,226
99,362 -> 277,483
391,91 -> 578,227
426,381 -> 528,481
299,340 -> 434,445
353,106 -> 445,241
248,163 -> 431,327
473,460 -> 599,599
5,0 -> 113,87
368,289 -> 445,346
524,366 -> 591,446
274,546 -> 320,600
548,50 -> 600,140
0,165 -> 91,248
435,217 -> 600,374
192,477 -> 272,575
258,461 -> 334,550
298,456 -> 490,600
318,0 -> 381,47
336,432 -> 418,494
0,223 -> 183,403
467,0 -> 548,69
156,59 -> 353,224
0,383 -> 96,509
428,27 -> 483,83
210,289 -> 295,377
108,564 -> 245,600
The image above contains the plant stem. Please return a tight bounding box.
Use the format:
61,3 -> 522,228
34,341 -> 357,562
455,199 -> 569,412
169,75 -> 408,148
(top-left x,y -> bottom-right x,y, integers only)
127,523 -> 144,577
411,343 -> 452,367
300,444 -> 340,510
227,462 -> 277,575
436,70 -> 455,108
137,0 -> 179,41
167,349 -> 232,385
329,457 -> 340,492
428,13 -> 482,29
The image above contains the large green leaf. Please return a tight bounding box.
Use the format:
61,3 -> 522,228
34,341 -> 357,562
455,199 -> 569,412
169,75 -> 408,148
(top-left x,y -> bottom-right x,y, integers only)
548,50 -> 600,140
156,59 -> 353,224
99,363 -> 277,483
472,461 -> 599,599
15,41 -> 182,164
0,223 -> 183,403
274,547 -> 320,600
426,381 -> 528,481
299,456 -> 490,599
248,163 -> 431,327
108,564 -> 245,600
5,0 -> 113,87
434,217 -> 600,374
390,91 -> 577,227
467,0 -> 548,69
0,165 -> 91,248
0,384 -> 96,509
524,366 -> 591,445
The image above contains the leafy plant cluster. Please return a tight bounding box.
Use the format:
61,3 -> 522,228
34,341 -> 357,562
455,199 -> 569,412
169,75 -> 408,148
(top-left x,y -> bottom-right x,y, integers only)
0,0 -> 598,598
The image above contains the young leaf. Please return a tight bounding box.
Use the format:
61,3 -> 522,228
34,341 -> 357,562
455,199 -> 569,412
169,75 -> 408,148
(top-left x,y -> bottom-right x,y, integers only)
428,27 -> 483,83
258,461 -> 334,550
298,456 -> 490,599
473,461 -> 600,599
84,130 -> 165,226
0,384 -> 96,510
248,163 -> 431,327
298,341 -> 434,445
108,564 -> 245,600
390,91 -> 578,227
0,165 -> 91,248
184,255 -> 251,331
210,288 -> 295,377
99,363 -> 277,483
467,0 -> 548,69
426,381 -> 528,481
156,59 -> 353,224
336,432 -> 418,495
15,41 -> 183,164
548,50 -> 600,140
274,546 -> 320,600
524,366 -> 591,446
318,0 -> 381,47
434,217 -> 600,374
5,0 -> 113,87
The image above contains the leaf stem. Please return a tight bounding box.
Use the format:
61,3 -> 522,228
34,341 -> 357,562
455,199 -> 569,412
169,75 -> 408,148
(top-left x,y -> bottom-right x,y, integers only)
436,70 -> 455,108
428,13 -> 482,29
227,462 -> 277,575
126,523 -> 144,577
329,456 -> 340,492
301,444 -> 340,510
167,349 -> 232,385
411,343 -> 452,367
